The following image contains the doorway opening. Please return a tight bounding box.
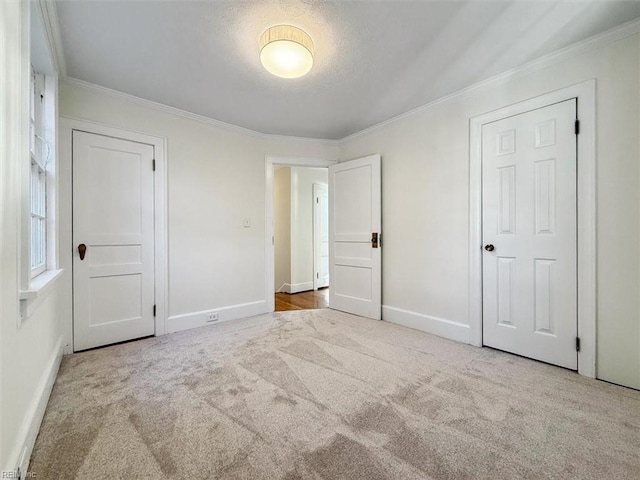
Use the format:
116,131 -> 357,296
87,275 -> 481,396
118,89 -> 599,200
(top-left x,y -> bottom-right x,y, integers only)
265,156 -> 336,313
273,165 -> 329,311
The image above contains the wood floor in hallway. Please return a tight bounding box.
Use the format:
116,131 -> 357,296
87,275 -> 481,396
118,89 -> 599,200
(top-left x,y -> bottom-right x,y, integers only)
275,288 -> 329,311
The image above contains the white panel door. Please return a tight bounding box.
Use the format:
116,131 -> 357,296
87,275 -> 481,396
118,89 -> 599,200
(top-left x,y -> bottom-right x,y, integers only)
313,183 -> 329,289
329,155 -> 381,319
73,131 -> 155,351
482,99 -> 577,369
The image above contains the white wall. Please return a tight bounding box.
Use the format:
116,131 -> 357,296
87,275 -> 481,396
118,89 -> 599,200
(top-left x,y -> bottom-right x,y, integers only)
58,81 -> 339,334
274,167 -> 291,291
290,167 -> 328,288
340,33 -> 640,389
1,2 -> 65,472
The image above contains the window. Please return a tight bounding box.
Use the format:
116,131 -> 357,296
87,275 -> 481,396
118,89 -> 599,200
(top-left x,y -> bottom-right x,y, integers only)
29,68 -> 49,278
19,1 -> 61,319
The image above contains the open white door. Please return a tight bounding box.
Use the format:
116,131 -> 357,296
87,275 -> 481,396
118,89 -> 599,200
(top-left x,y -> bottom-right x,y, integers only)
329,154 -> 381,319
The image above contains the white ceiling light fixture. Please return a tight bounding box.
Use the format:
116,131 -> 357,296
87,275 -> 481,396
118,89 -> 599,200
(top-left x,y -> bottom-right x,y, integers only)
259,25 -> 314,79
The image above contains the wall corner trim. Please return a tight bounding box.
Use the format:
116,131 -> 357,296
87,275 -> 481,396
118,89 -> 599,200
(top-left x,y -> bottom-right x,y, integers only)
36,0 -> 67,76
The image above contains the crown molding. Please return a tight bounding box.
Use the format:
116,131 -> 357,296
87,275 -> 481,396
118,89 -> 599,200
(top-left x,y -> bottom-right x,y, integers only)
338,17 -> 640,145
60,76 -> 340,145
36,0 -> 67,76
59,16 -> 640,146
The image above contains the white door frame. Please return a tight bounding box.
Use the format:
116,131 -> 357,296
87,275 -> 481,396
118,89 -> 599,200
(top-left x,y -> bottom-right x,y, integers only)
313,182 -> 329,290
60,116 -> 168,343
469,80 -> 596,377
265,156 -> 337,311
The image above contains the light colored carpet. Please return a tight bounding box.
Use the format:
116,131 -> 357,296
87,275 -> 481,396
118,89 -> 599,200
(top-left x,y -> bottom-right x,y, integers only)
31,309 -> 640,479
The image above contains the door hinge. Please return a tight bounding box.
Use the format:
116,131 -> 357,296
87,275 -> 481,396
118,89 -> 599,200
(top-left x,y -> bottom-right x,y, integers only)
153,304 -> 156,317
317,197 -> 319,204
317,272 -> 319,279
576,336 -> 581,352
272,236 -> 274,245
574,120 -> 580,135
152,159 -> 156,171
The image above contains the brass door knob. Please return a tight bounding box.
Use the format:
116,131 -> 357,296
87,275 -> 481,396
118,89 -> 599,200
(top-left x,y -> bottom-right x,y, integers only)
78,243 -> 87,260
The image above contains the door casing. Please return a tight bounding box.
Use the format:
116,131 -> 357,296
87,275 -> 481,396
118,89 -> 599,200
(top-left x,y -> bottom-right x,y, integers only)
60,116 -> 168,351
469,81 -> 596,377
265,156 -> 337,312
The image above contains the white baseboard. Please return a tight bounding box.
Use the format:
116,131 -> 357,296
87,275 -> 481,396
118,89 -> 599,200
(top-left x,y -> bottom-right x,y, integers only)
382,305 -> 471,344
280,282 -> 314,294
6,336 -> 63,478
167,300 -> 269,334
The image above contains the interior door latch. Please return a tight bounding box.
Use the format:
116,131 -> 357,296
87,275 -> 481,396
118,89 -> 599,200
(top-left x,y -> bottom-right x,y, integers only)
371,232 -> 379,248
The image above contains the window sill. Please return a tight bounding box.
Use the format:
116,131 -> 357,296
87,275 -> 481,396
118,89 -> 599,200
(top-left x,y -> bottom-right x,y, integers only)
19,269 -> 63,322
20,268 -> 63,300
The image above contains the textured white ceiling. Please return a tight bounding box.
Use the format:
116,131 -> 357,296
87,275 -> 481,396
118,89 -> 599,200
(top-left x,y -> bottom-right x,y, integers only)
56,0 -> 640,139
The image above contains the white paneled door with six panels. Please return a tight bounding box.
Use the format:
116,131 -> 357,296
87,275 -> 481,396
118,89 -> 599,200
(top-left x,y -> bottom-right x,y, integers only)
482,99 -> 577,369
73,131 -> 156,351
329,155 -> 381,320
